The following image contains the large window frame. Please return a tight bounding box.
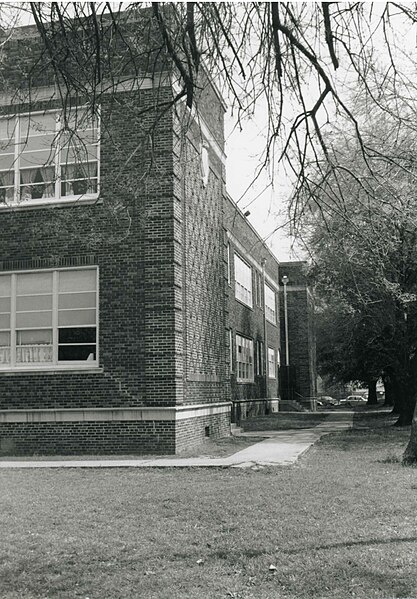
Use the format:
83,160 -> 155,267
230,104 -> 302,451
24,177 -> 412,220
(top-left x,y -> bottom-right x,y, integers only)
264,283 -> 277,324
0,107 -> 100,207
0,266 -> 99,370
234,253 -> 253,308
236,334 -> 254,383
268,347 -> 276,379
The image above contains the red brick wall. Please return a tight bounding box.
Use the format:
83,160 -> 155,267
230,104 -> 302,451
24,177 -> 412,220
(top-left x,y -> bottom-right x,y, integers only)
279,262 -> 317,400
0,421 -> 176,456
173,93 -> 229,406
0,21 -> 232,455
223,195 -> 281,415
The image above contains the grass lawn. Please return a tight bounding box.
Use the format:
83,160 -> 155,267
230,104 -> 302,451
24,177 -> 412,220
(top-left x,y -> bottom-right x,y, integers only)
1,412 -> 417,599
0,434 -> 266,462
242,411 -> 330,431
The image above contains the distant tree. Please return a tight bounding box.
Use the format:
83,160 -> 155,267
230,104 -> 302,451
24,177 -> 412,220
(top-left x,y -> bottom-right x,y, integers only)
302,106 -> 417,430
315,296 -> 386,405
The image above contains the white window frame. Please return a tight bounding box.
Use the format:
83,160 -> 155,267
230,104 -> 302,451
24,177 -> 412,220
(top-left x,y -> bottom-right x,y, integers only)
236,334 -> 254,383
229,328 -> 233,373
256,339 -> 264,376
234,253 -> 253,308
255,271 -> 263,307
268,347 -> 276,379
0,107 -> 100,208
0,266 -> 99,371
265,282 -> 277,324
227,242 -> 232,286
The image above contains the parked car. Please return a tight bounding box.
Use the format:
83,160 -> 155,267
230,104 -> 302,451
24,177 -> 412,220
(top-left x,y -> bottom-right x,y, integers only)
339,395 -> 367,407
320,395 -> 340,406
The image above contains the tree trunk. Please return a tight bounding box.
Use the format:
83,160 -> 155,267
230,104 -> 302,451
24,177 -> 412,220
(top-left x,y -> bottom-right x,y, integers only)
382,376 -> 394,407
367,378 -> 378,405
403,397 -> 417,464
394,373 -> 417,426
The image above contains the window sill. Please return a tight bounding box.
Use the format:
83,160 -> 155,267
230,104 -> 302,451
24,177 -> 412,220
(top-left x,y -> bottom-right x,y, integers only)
0,366 -> 103,376
234,297 -> 254,310
0,195 -> 101,212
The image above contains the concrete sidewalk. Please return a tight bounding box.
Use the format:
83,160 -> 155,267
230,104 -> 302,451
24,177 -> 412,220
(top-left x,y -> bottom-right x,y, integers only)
0,412 -> 353,470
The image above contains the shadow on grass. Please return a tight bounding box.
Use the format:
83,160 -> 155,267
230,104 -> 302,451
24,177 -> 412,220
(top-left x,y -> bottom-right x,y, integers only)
282,534 -> 417,555
174,534 -> 417,563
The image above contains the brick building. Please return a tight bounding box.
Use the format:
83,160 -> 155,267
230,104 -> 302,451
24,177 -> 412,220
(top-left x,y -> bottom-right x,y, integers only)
279,261 -> 317,406
224,194 -> 281,423
0,15 -> 314,456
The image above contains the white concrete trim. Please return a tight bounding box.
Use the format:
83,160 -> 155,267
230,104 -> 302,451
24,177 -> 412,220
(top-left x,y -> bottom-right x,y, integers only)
0,402 -> 232,423
0,75 -> 169,107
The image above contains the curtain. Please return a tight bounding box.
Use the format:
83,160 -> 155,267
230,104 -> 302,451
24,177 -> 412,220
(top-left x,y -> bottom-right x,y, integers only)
0,346 -> 10,364
16,344 -> 53,363
0,170 -> 14,203
20,167 -> 55,200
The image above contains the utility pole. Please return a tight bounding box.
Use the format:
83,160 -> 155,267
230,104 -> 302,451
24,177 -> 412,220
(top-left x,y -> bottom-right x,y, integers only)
282,275 -> 290,401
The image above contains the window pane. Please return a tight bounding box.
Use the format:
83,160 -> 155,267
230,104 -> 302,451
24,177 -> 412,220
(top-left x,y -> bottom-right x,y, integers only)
17,329 -> 52,345
19,134 -> 56,153
61,145 -> 98,165
0,154 -> 15,170
17,294 -> 52,311
16,346 -> 53,363
17,272 -> 53,295
59,327 -> 96,344
58,345 -> 96,361
0,275 -> 11,297
58,309 -> 96,326
59,269 -> 96,292
234,254 -> 253,307
0,297 -> 10,312
16,329 -> 53,363
0,314 -> 10,328
20,149 -> 55,169
0,117 -> 16,141
0,331 -> 10,364
61,128 -> 98,146
16,311 -> 52,328
0,331 -> 10,345
20,114 -> 56,140
58,291 -> 96,310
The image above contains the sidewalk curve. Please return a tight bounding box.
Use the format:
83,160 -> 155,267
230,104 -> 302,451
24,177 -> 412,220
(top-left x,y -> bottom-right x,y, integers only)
0,412 -> 353,470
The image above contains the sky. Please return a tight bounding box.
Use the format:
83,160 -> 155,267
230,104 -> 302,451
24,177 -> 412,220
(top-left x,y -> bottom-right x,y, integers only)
224,113 -> 301,262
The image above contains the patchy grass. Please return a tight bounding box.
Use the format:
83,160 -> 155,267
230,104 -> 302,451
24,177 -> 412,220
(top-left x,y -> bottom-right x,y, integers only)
1,412 -> 417,599
0,435 -> 265,462
242,411 -> 330,431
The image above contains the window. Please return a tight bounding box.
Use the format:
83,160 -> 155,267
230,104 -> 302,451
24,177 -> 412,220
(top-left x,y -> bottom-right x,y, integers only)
268,347 -> 276,379
229,328 -> 233,373
0,267 -> 98,369
255,271 -> 263,307
0,108 -> 99,206
256,339 -> 264,376
234,254 -> 253,308
236,334 -> 254,382
265,283 -> 277,324
226,242 -> 231,285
